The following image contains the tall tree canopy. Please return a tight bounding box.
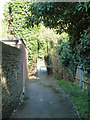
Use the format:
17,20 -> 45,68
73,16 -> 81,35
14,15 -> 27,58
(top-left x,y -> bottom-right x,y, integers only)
27,2 -> 89,41
26,2 -> 90,74
4,1 -> 90,74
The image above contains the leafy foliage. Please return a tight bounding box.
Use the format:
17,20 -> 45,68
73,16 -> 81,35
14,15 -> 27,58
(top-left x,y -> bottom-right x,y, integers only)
3,2 -> 89,118
57,30 -> 90,75
4,2 -> 38,66
4,2 -> 60,66
27,2 -> 89,75
4,2 -> 90,74
28,2 -> 89,40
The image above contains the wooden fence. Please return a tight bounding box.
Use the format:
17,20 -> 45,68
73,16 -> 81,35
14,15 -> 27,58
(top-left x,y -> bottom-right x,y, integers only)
74,66 -> 90,89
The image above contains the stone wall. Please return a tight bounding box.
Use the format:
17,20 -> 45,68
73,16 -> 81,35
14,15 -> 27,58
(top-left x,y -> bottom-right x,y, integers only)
1,41 -> 28,118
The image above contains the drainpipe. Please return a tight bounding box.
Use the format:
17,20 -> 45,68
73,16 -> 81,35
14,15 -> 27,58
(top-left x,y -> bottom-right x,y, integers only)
23,63 -> 25,94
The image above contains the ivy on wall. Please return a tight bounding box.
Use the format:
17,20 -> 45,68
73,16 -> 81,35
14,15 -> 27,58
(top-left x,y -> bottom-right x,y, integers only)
4,2 -> 38,66
4,2 -> 60,66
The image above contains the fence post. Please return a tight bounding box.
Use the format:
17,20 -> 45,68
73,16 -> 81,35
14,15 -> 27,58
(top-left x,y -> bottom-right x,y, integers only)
76,67 -> 79,84
63,68 -> 65,80
80,69 -> 82,88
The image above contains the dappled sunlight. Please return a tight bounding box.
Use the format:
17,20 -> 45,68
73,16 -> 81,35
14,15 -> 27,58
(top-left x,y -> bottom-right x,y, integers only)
28,58 -> 47,80
2,1 -> 89,118
29,75 -> 39,80
37,59 -> 47,72
2,76 -> 10,95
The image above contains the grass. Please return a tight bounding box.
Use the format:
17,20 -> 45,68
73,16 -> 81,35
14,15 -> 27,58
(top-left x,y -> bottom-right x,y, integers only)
56,80 -> 89,118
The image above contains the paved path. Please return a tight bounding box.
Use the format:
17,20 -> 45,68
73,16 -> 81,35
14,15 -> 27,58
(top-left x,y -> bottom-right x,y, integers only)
11,59 -> 78,118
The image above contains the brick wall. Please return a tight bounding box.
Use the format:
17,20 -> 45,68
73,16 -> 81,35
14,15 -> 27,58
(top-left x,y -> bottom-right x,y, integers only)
0,42 -> 2,120
20,42 -> 28,93
1,40 -> 28,118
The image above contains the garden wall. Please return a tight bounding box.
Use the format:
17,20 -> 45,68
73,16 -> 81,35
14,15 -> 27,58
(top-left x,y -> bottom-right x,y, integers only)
1,39 -> 28,118
0,42 -> 2,120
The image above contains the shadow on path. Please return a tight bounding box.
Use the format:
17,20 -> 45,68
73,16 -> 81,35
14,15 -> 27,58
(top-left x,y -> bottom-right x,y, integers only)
10,59 -> 78,118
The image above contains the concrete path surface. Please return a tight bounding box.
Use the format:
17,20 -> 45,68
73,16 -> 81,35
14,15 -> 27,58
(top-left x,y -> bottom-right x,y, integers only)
10,59 -> 78,118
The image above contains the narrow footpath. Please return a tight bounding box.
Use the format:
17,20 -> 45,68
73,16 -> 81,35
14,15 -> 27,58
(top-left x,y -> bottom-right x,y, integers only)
11,59 -> 78,118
